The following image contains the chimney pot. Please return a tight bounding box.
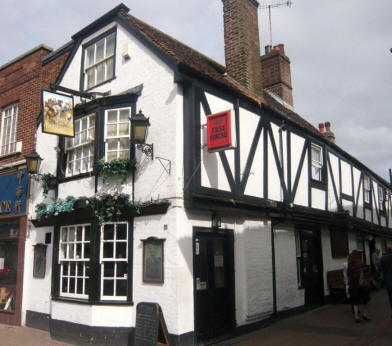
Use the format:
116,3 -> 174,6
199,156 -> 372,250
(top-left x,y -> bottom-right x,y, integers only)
265,45 -> 272,54
318,123 -> 325,133
325,121 -> 331,132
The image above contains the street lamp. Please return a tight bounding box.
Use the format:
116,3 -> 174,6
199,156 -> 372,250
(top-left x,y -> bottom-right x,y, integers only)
25,150 -> 43,175
130,110 -> 153,159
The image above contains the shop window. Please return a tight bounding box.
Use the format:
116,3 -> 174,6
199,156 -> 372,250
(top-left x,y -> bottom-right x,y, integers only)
100,223 -> 128,300
142,237 -> 165,284
65,114 -> 95,176
330,228 -> 349,258
59,225 -> 91,298
311,144 -> 323,181
105,108 -> 130,161
84,31 -> 116,90
0,220 -> 18,312
0,103 -> 18,156
364,175 -> 371,204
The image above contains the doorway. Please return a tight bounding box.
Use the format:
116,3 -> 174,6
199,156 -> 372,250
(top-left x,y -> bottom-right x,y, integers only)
193,228 -> 234,341
297,229 -> 324,306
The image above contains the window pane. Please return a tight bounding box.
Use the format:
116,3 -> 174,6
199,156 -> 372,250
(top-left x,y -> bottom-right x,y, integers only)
106,58 -> 114,80
104,262 -> 115,277
119,109 -> 129,121
70,262 -> 76,276
117,262 -> 128,277
107,124 -> 117,137
107,139 -> 118,151
312,147 -> 321,163
118,150 -> 129,159
116,280 -> 127,297
77,263 -> 83,276
85,226 -> 90,241
62,263 -> 69,276
117,224 -> 127,240
106,34 -> 115,56
107,151 -> 117,161
96,40 -> 105,62
103,280 -> 114,296
84,244 -> 90,259
107,111 -> 117,123
119,138 -> 129,149
77,279 -> 84,294
69,278 -> 75,293
104,224 -> 114,239
96,63 -> 104,85
86,68 -> 95,89
76,227 -> 83,241
116,243 -> 127,259
62,278 -> 68,293
86,46 -> 95,67
103,242 -> 114,258
119,123 -> 129,136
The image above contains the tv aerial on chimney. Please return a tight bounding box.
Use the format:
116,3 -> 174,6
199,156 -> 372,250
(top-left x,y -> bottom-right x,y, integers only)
260,0 -> 292,48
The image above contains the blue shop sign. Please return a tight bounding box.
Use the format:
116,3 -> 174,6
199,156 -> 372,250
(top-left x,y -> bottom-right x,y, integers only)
0,170 -> 28,216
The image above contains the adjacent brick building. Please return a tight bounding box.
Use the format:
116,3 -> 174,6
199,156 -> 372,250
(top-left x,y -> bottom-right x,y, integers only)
0,45 -> 69,325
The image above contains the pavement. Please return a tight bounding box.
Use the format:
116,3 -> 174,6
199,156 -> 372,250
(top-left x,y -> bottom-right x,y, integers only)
215,289 -> 392,346
0,289 -> 391,346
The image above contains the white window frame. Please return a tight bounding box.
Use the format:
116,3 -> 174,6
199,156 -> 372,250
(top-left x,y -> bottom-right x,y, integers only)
311,144 -> 323,181
100,222 -> 128,301
59,224 -> 91,299
84,32 -> 115,90
0,103 -> 18,156
378,186 -> 385,212
65,114 -> 95,176
104,108 -> 130,162
364,175 -> 371,204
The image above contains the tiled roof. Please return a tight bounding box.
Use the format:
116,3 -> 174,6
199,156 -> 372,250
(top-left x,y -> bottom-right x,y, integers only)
119,10 -> 320,136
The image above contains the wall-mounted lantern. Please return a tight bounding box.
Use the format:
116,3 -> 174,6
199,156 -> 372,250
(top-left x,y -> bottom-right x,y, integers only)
130,110 -> 153,159
25,150 -> 43,175
211,214 -> 221,230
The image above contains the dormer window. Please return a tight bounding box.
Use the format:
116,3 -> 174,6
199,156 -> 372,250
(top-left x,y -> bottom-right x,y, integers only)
84,31 -> 116,90
311,144 -> 323,181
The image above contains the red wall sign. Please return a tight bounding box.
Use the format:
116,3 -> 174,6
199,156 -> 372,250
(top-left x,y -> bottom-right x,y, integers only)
207,110 -> 232,151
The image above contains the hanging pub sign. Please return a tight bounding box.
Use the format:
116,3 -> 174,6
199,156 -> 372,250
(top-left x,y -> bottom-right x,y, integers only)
42,90 -> 74,137
206,110 -> 235,152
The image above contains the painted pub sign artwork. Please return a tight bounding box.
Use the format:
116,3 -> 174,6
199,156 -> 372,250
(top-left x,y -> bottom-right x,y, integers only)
206,110 -> 234,152
42,90 -> 74,137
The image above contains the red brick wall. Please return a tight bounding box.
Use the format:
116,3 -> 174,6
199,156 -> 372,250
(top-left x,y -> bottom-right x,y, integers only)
0,48 -> 69,166
261,45 -> 293,106
222,0 -> 263,95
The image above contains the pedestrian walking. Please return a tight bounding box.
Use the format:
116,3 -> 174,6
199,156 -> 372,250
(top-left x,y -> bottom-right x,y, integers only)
347,250 -> 371,323
379,247 -> 392,318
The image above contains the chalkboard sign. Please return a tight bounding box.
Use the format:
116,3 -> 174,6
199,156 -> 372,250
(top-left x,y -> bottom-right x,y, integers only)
135,302 -> 170,346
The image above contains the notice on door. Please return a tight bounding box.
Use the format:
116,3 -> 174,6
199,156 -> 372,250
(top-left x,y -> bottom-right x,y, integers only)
214,255 -> 224,267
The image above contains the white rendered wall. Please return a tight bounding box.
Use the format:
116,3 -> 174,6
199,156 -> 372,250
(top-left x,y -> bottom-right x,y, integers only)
22,226 -> 54,324
293,152 -> 308,207
311,188 -> 325,210
341,160 -> 352,196
274,227 -> 304,310
268,128 -> 282,202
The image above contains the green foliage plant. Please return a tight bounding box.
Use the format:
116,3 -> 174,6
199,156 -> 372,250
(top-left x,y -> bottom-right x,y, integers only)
97,158 -> 132,183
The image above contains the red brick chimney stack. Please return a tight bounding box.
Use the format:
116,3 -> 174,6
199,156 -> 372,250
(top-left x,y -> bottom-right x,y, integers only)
222,0 -> 263,96
260,44 -> 294,106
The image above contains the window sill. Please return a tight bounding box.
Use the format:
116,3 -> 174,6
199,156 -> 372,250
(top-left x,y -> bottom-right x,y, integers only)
0,151 -> 21,160
58,171 -> 95,183
52,296 -> 133,306
310,179 -> 327,189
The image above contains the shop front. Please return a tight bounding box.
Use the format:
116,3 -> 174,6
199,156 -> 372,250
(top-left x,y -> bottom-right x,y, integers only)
0,169 -> 28,325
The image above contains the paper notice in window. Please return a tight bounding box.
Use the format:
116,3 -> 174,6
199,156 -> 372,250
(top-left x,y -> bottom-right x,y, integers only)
0,258 -> 4,270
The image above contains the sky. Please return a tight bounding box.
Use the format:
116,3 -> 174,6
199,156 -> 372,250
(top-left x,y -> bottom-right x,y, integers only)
1,0 -> 391,181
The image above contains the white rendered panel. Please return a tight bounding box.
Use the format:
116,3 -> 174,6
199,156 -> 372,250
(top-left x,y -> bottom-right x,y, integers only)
290,133 -> 306,191
365,209 -> 372,222
327,153 -> 339,212
244,128 -> 264,198
341,160 -> 352,196
329,153 -> 340,198
239,107 -> 260,174
372,180 -> 378,224
293,152 -> 308,207
342,198 -> 353,216
268,129 -> 282,201
311,188 -> 326,210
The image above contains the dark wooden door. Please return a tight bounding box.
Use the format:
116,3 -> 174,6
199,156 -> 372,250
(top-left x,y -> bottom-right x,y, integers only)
194,230 -> 234,341
299,230 -> 324,306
